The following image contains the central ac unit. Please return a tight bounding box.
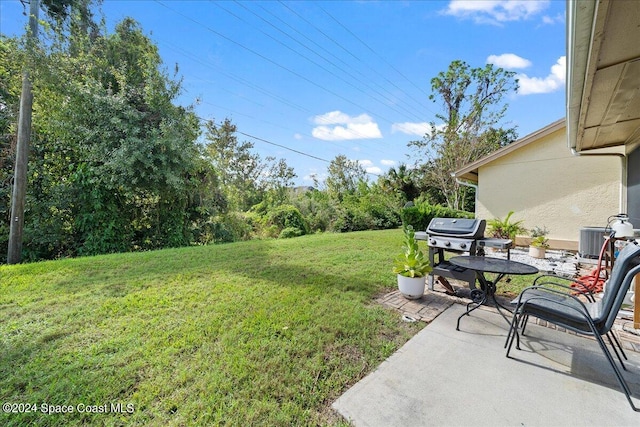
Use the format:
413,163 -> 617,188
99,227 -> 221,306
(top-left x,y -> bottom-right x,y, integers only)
579,227 -> 607,259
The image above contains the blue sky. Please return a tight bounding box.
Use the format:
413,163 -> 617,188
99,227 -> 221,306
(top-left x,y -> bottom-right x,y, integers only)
1,0 -> 567,185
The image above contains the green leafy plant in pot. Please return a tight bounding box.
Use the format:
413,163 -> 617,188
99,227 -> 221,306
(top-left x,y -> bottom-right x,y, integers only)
393,225 -> 432,299
528,226 -> 549,259
487,211 -> 527,241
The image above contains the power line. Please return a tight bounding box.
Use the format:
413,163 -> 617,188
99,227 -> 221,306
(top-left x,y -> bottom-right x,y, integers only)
159,39 -> 309,114
316,3 -> 434,113
236,131 -> 330,164
152,4 -> 411,148
279,0 -> 433,117
154,0 -> 406,128
237,131 -> 381,177
157,39 -> 396,160
198,117 -> 380,177
228,0 -> 427,123
147,1 -> 409,175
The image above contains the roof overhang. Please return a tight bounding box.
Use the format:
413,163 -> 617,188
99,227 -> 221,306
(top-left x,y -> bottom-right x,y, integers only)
567,0 -> 640,153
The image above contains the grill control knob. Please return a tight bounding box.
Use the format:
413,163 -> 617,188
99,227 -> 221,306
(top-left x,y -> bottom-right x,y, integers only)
429,239 -> 437,245
444,241 -> 451,247
459,242 -> 467,249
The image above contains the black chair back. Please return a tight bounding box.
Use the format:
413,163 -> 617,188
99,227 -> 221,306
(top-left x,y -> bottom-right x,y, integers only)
507,240 -> 640,412
598,242 -> 640,332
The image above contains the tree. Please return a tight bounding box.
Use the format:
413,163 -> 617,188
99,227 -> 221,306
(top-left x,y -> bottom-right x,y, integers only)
204,118 -> 296,212
6,0 -> 102,262
4,14 -> 207,259
379,163 -> 420,203
54,18 -> 202,253
410,60 -> 518,211
325,155 -> 366,202
263,157 -> 296,205
204,119 -> 267,212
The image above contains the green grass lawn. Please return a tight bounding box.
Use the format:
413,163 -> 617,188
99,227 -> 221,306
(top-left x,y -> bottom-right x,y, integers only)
0,229 -> 430,426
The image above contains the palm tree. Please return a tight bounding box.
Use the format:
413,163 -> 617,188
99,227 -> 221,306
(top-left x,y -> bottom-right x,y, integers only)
381,163 -> 420,202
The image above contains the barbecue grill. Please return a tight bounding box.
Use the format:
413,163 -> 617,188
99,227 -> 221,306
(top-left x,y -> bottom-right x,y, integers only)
419,217 -> 513,296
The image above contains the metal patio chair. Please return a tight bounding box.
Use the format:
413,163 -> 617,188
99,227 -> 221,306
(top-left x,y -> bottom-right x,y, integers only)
506,242 -> 640,412
511,274 -> 630,370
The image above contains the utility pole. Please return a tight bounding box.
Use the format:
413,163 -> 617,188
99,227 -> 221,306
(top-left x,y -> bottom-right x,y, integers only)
8,0 -> 39,264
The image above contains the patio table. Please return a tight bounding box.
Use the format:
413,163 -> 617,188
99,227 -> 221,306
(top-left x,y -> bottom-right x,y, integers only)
449,256 -> 538,330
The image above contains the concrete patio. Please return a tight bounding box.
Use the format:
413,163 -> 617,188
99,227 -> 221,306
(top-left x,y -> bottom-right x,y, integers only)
333,291 -> 640,426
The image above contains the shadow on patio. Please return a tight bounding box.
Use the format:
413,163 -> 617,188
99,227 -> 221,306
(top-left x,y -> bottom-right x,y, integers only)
334,290 -> 640,426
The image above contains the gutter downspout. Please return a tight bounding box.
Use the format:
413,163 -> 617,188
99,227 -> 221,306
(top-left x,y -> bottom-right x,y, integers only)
453,174 -> 479,213
571,149 -> 627,214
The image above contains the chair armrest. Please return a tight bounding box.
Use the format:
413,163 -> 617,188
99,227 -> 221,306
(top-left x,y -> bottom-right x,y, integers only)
514,284 -> 593,310
515,286 -> 594,320
532,274 -> 595,301
517,290 -> 599,334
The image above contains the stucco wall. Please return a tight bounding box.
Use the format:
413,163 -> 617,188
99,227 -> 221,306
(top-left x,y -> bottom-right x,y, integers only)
476,127 -> 621,248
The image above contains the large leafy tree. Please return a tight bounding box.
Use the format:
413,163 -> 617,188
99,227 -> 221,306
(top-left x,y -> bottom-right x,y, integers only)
204,118 -> 296,212
324,155 -> 367,203
5,0 -> 102,263
45,18 -> 203,255
411,60 -> 519,211
1,10 -> 212,259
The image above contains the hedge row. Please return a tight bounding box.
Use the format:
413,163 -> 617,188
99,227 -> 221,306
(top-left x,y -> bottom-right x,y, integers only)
400,203 -> 474,231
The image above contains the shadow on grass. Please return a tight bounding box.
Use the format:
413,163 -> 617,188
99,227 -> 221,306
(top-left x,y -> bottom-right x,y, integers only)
0,231 -> 413,426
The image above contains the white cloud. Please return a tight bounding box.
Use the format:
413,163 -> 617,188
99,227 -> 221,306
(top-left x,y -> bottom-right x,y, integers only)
391,122 -> 431,136
366,166 -> 382,175
312,111 -> 382,141
542,12 -> 565,25
381,159 -> 397,167
517,56 -> 565,95
358,160 -> 384,175
444,0 -> 550,25
393,122 -> 447,137
487,53 -> 531,69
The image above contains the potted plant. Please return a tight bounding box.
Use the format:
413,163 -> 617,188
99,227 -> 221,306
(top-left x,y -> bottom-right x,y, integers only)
487,211 -> 527,242
393,225 -> 432,299
529,226 -> 550,259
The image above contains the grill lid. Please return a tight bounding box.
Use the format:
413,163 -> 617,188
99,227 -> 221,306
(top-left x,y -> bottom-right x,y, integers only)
426,218 -> 486,238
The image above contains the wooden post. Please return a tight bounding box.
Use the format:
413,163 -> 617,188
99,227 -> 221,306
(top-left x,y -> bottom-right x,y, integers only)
7,0 -> 39,264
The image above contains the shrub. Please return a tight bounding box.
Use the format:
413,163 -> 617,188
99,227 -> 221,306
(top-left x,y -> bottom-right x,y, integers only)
331,190 -> 402,233
289,190 -> 335,233
211,212 -> 253,243
278,227 -> 304,239
487,211 -> 526,241
265,205 -> 309,235
401,202 -> 473,231
333,207 -> 371,232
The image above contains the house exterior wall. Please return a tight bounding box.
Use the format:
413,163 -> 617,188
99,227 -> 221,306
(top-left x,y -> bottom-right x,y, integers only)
627,146 -> 640,227
475,126 -> 621,250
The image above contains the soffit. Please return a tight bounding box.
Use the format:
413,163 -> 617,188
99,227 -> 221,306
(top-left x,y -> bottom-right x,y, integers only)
573,0 -> 640,152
